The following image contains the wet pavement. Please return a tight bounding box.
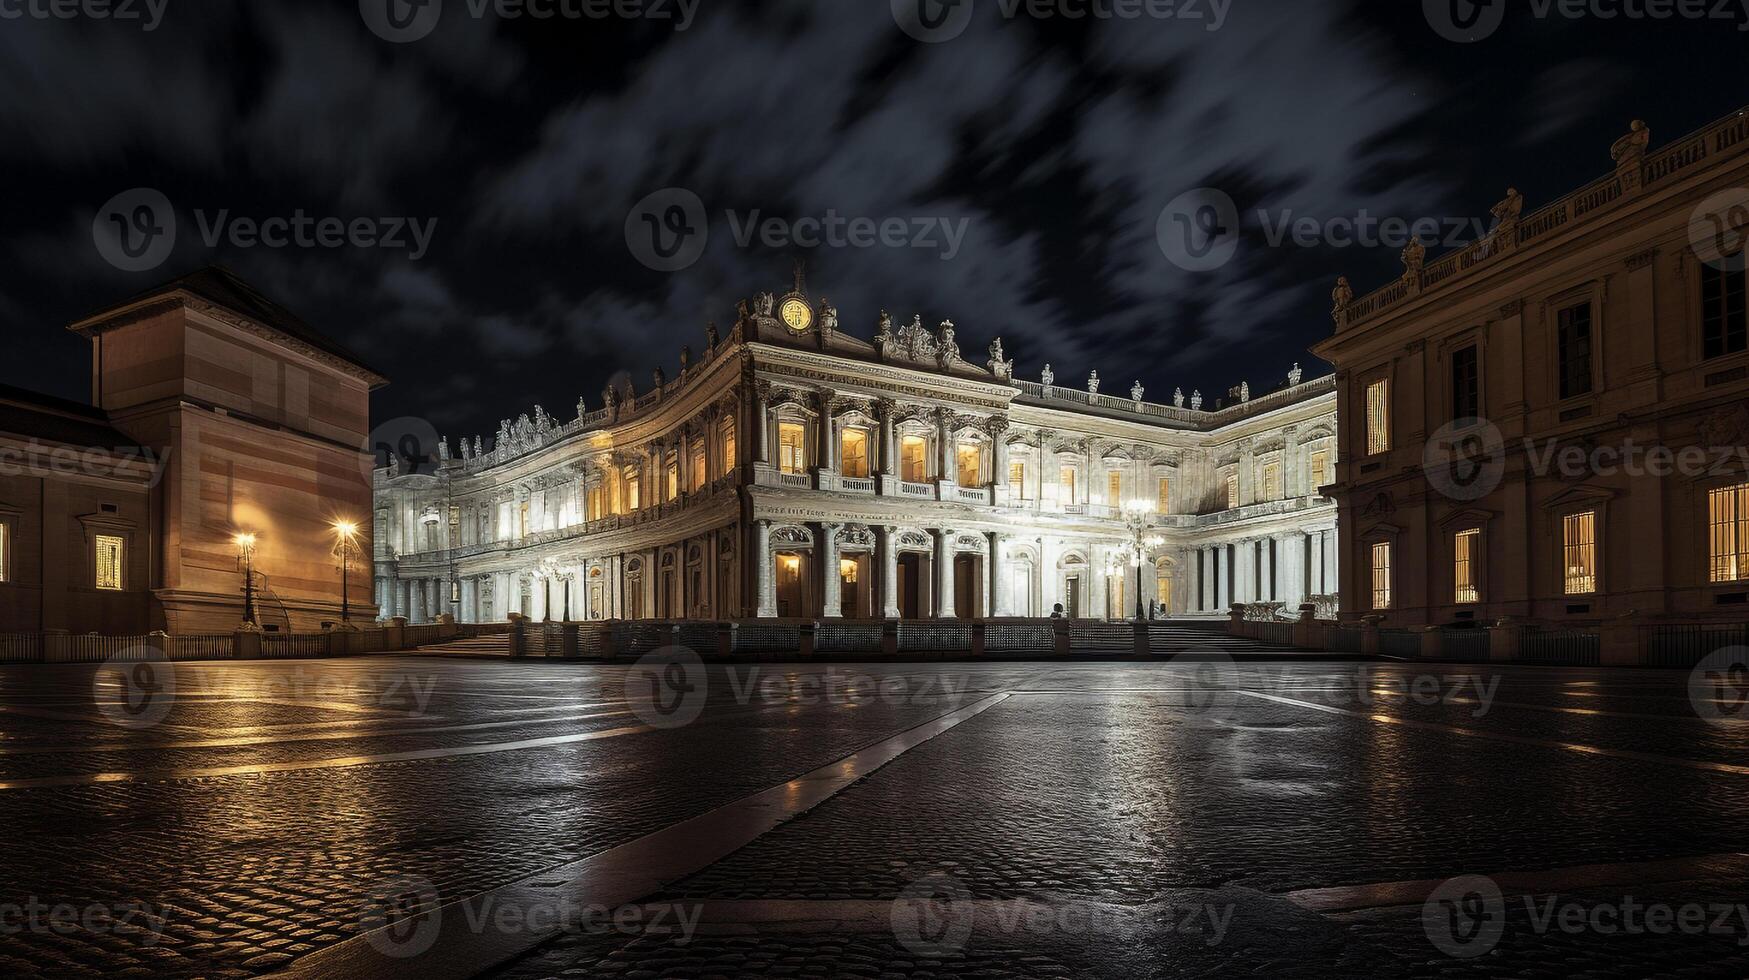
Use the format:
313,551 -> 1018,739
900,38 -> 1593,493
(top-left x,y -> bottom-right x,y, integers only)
1,654 -> 1747,977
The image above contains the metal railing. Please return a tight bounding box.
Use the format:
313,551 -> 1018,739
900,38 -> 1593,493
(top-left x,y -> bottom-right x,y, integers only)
1642,623 -> 1749,668
1519,627 -> 1601,666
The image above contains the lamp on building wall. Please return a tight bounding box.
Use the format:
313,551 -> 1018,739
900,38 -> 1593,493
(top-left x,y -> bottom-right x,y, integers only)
1120,500 -> 1165,621
235,532 -> 259,630
332,520 -> 360,626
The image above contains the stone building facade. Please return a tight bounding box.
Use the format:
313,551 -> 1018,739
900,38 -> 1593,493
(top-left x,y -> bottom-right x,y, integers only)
376,282 -> 1338,623
1313,106 -> 1749,628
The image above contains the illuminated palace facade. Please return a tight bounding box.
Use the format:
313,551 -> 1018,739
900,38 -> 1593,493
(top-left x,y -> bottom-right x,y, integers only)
374,286 -> 1338,623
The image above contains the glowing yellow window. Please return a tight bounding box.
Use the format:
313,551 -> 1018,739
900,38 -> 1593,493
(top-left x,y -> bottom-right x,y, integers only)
1710,483 -> 1749,583
0,522 -> 8,582
1366,379 -> 1391,455
1225,474 -> 1239,509
721,421 -> 737,476
1107,470 -> 1123,506
1454,528 -> 1480,604
901,436 -> 928,482
625,472 -> 641,511
841,429 -> 870,478
666,459 -> 678,500
95,534 -> 125,591
1563,512 -> 1597,595
1157,477 -> 1170,514
586,487 -> 604,522
1310,450 -> 1331,489
1058,466 -> 1077,505
1262,462 -> 1282,501
1370,541 -> 1392,609
1008,461 -> 1027,499
691,449 -> 706,490
778,423 -> 807,475
957,444 -> 983,488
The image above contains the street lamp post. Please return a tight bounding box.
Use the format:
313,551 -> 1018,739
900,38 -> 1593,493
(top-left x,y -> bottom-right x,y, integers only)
1120,501 -> 1165,621
235,532 -> 259,630
333,521 -> 360,627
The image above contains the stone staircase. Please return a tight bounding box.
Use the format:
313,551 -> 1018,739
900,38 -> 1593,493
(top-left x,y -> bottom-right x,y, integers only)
406,634 -> 516,658
1144,620 -> 1318,658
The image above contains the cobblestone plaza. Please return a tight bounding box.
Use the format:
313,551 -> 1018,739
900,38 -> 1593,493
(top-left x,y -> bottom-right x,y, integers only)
3,650 -> 1748,978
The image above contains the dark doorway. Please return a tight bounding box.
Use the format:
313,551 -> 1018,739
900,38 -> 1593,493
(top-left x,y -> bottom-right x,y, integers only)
898,554 -> 922,619
954,555 -> 978,619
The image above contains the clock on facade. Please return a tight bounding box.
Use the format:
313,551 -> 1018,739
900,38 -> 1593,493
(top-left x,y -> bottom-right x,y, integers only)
779,297 -> 813,333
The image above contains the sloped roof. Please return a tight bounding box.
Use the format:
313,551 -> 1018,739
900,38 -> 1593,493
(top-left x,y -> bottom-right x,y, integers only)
0,383 -> 142,451
69,266 -> 387,386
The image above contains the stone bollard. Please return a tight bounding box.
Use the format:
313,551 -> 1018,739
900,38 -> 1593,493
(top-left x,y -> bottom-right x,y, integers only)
1599,617 -> 1641,667
508,616 -> 527,658
971,622 -> 987,658
1488,617 -> 1522,663
1360,614 -> 1384,657
881,620 -> 898,658
233,629 -> 262,661
1052,618 -> 1071,658
386,616 -> 407,652
717,622 -> 736,660
1294,604 -> 1318,650
1228,604 -> 1247,637
1132,620 -> 1150,658
798,621 -> 816,660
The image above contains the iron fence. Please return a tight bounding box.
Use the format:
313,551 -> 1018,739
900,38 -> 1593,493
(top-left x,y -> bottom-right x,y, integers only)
1519,627 -> 1601,666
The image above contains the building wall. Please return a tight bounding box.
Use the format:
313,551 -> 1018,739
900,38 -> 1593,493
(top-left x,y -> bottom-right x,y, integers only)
378,306 -> 1338,623
1314,109 -> 1749,627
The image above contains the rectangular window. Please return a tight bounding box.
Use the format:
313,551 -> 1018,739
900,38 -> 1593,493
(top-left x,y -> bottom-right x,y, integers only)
1224,473 -> 1239,509
1107,470 -> 1123,507
1370,541 -> 1392,610
901,435 -> 928,482
0,522 -> 7,583
841,429 -> 870,478
1563,511 -> 1597,595
1261,462 -> 1282,501
666,460 -> 679,501
1703,255 -> 1748,360
1557,303 -> 1594,400
1366,379 -> 1390,455
586,487 -> 604,522
1157,477 -> 1170,514
1451,344 -> 1479,421
95,534 -> 125,591
1058,466 -> 1077,506
722,425 -> 737,476
691,449 -> 706,490
779,423 -> 807,475
625,473 -> 641,511
1709,483 -> 1749,583
956,444 -> 983,488
1009,461 -> 1027,499
1310,450 -> 1331,490
1454,528 -> 1480,604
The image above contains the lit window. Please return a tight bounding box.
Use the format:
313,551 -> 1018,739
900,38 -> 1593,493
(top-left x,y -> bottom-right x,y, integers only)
1058,465 -> 1077,505
95,534 -> 125,591
519,502 -> 529,538
587,487 -> 604,522
1709,483 -> 1749,583
1370,541 -> 1392,609
957,444 -> 983,488
0,522 -> 7,582
1454,528 -> 1480,604
1261,462 -> 1282,501
1563,511 -> 1597,595
1155,563 -> 1171,609
901,435 -> 928,482
721,420 -> 737,476
841,429 -> 870,478
1366,378 -> 1390,455
1157,477 -> 1170,514
1310,450 -> 1331,490
1224,473 -> 1239,509
691,448 -> 706,490
839,558 -> 859,584
779,423 -> 807,475
666,459 -> 678,500
625,470 -> 641,511
1107,470 -> 1123,506
1009,461 -> 1027,499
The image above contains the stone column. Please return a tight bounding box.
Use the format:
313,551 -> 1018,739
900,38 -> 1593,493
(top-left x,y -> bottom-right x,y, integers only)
1215,545 -> 1230,611
819,522 -> 842,619
990,532 -> 1007,616
878,404 -> 896,475
994,439 -> 1010,493
1259,539 -> 1274,601
934,528 -> 956,618
1323,530 -> 1339,596
816,395 -> 834,472
411,580 -> 428,623
937,411 -> 954,482
879,526 -> 901,618
1283,425 -> 1302,498
754,520 -> 777,618
1280,533 -> 1306,609
755,384 -> 771,464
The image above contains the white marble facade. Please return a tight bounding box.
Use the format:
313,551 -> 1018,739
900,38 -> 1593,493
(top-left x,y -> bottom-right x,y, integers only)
374,285 -> 1338,623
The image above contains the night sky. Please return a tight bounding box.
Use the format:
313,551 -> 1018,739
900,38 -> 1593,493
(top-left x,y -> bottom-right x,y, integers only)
3,0 -> 1745,444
